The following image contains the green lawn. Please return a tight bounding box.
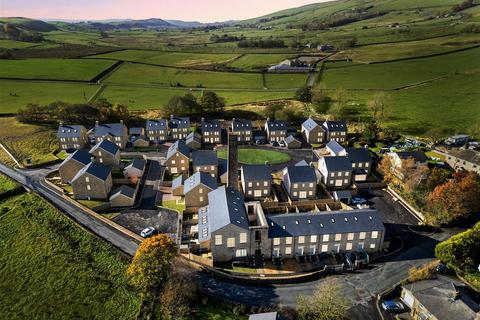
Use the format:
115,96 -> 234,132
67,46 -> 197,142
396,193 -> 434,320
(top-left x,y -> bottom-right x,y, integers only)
0,174 -> 19,195
217,148 -> 291,165
159,199 -> 186,213
0,58 -> 116,81
0,193 -> 140,319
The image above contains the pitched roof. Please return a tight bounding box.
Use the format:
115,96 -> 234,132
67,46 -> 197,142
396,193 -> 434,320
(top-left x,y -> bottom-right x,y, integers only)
396,151 -> 428,163
184,171 -> 217,194
146,119 -> 167,130
62,150 -> 91,166
218,158 -> 228,177
267,209 -> 385,238
295,160 -> 309,167
126,159 -> 146,171
72,161 -> 111,182
57,124 -> 85,138
346,147 -> 372,163
284,165 -> 316,183
302,118 -> 320,131
94,122 -> 127,138
321,156 -> 352,172
266,119 -> 287,131
232,118 -> 252,131
242,165 -> 271,182
285,135 -> 300,145
447,149 -> 480,165
192,150 -> 218,167
323,120 -> 347,132
326,140 -> 345,154
249,312 -> 278,320
129,127 -> 144,135
90,139 -> 119,156
110,185 -> 136,199
201,119 -> 221,132
166,140 -> 190,160
207,186 -> 249,232
172,174 -> 186,191
186,131 -> 201,143
169,116 -> 190,129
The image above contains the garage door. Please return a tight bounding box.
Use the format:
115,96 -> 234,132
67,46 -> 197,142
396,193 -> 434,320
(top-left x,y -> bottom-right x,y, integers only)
402,290 -> 415,308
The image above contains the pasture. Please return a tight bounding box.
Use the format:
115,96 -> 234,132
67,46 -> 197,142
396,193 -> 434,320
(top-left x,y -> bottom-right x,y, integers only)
0,39 -> 37,49
265,73 -> 308,89
228,53 -> 294,70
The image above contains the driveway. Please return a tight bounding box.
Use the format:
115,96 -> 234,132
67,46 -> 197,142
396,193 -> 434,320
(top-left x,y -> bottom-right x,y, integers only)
136,159 -> 164,209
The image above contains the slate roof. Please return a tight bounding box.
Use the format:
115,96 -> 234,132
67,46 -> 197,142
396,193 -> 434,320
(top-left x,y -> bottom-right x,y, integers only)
284,165 -> 316,183
267,209 -> 385,238
396,151 -> 428,163
146,119 -> 167,130
323,120 -> 347,132
63,150 -> 92,166
172,174 -> 186,191
94,122 -> 127,138
201,119 -> 221,132
72,161 -> 111,182
321,156 -> 352,172
285,135 -> 300,145
301,118 -> 320,131
218,158 -> 228,177
184,171 -> 217,194
129,127 -> 144,135
346,147 -> 372,163
402,276 -> 480,320
295,160 -> 309,167
266,119 -> 287,131
206,186 -> 249,234
126,159 -> 146,171
326,140 -> 345,154
57,124 -> 85,138
249,312 -> 279,320
232,118 -> 252,131
110,185 -> 136,199
166,140 -> 190,160
186,132 -> 201,143
242,165 -> 271,182
169,116 -> 190,129
192,150 -> 218,167
90,139 -> 119,156
447,149 -> 480,165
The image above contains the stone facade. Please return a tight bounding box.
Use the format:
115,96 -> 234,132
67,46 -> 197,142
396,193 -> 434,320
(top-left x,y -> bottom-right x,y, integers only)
165,152 -> 189,175
72,171 -> 112,200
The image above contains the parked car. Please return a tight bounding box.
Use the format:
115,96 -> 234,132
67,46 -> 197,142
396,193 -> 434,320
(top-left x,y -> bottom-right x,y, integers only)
140,227 -> 156,238
271,141 -> 280,147
381,300 -> 404,312
351,197 -> 367,205
279,140 -> 286,148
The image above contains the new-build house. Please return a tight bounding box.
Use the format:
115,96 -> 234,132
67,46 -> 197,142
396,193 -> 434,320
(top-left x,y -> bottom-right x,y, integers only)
89,139 -> 120,167
201,118 -> 222,144
185,132 -> 202,150
301,118 -> 325,145
109,185 -> 137,208
231,118 -> 252,143
326,140 -> 347,156
192,150 -> 218,177
129,127 -> 145,138
184,171 -> 218,208
94,121 -> 128,149
123,159 -> 146,183
265,118 -> 287,142
323,120 -> 347,143
172,174 -> 186,196
58,149 -> 92,184
318,156 -> 352,189
284,135 -> 301,149
169,116 -> 190,140
346,148 -> 373,182
165,140 -> 190,175
146,119 -> 168,142
240,165 -> 272,200
282,165 -> 317,200
57,124 -> 88,150
71,162 -> 112,200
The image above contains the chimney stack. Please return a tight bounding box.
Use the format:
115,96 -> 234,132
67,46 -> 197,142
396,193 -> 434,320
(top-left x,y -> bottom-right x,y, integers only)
227,133 -> 239,191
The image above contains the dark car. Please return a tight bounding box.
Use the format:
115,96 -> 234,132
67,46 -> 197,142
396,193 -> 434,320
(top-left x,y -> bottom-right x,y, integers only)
381,300 -> 404,312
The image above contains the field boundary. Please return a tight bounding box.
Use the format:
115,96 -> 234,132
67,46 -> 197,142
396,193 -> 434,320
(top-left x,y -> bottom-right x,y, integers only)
90,60 -> 125,83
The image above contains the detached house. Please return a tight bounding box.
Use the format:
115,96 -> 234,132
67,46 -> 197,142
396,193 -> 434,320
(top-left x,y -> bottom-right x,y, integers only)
89,139 -> 120,167
58,149 -> 92,184
323,120 -> 347,143
301,117 -> 325,145
346,148 -> 373,182
326,140 -> 347,156
71,162 -> 112,200
169,116 -> 190,140
192,150 -> 218,177
110,185 -> 137,208
231,118 -> 252,143
284,135 -> 302,149
94,121 -> 128,149
57,123 -> 88,150
146,119 -> 168,143
123,159 -> 146,183
265,118 -> 287,142
185,132 -> 202,150
201,118 -> 222,144
282,165 -> 317,200
240,165 -> 272,199
318,156 -> 352,189
184,171 -> 217,208
165,140 -> 190,175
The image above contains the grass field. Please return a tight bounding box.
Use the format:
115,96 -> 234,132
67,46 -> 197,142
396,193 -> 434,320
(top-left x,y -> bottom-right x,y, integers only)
217,148 -> 291,165
0,58 -> 115,81
265,73 -> 308,89
0,174 -> 19,194
0,39 -> 37,49
228,53 -> 294,70
0,193 -> 140,319
0,80 -> 99,113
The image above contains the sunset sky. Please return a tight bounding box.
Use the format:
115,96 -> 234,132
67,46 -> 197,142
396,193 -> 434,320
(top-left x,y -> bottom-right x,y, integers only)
0,0 -> 329,22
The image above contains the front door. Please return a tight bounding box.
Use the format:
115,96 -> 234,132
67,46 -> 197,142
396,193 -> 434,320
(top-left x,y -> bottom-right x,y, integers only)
299,191 -> 307,199
254,190 -> 262,197
335,179 -> 343,187
273,248 -> 280,257
333,244 -> 340,253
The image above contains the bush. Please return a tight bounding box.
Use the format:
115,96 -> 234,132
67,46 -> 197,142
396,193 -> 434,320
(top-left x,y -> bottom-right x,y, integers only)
408,260 -> 440,283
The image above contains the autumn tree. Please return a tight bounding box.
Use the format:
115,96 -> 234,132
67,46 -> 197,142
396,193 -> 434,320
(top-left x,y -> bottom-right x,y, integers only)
379,155 -> 395,183
297,278 -> 349,320
426,168 -> 451,192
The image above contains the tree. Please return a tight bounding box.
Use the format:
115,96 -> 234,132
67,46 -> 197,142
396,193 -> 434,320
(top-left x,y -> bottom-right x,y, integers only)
379,156 -> 395,183
329,88 -> 348,119
426,168 -> 451,192
294,85 -> 312,103
362,118 -> 380,145
164,93 -> 200,117
368,92 -> 390,128
297,278 -> 349,320
311,86 -> 330,113
199,91 -> 225,114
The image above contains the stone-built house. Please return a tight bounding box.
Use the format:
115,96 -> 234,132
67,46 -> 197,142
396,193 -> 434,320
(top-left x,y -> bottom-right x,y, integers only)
444,149 -> 480,174
318,156 -> 352,189
265,118 -> 287,142
172,174 -> 186,196
146,119 -> 168,143
201,118 -> 222,144
71,162 -> 112,200
185,132 -> 202,150
323,120 -> 347,143
240,165 -> 272,200
94,121 -> 128,149
192,150 -> 218,178
301,117 -> 325,145
57,124 -> 88,150
58,149 -> 92,184
123,159 -> 146,183
109,185 -> 137,208
218,159 -> 228,184
326,140 -> 347,156
169,116 -> 190,140
184,171 -> 217,208
284,135 -> 301,149
346,148 -> 373,182
282,165 -> 317,200
132,136 -> 149,148
231,118 -> 252,143
89,139 -> 120,167
129,127 -> 145,138
165,140 -> 190,175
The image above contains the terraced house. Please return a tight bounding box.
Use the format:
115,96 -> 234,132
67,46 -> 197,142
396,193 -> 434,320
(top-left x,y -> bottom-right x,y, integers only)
71,162 -> 113,200
265,118 -> 287,142
89,139 -> 120,167
169,115 -> 190,140
94,120 -> 128,149
301,117 -> 325,145
201,118 -> 222,144
57,123 -> 88,150
165,140 -> 190,175
323,120 -> 347,143
192,150 -> 218,177
146,119 -> 168,142
231,118 -> 252,143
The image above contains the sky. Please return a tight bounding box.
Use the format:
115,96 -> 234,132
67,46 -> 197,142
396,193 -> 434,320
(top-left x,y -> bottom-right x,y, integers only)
0,0 -> 330,22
